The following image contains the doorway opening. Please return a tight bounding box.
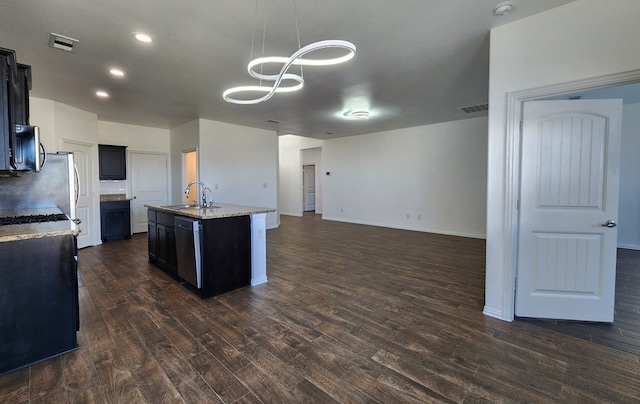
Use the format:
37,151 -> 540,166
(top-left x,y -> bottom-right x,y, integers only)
504,71 -> 640,354
502,70 -> 640,323
303,164 -> 316,213
182,149 -> 198,205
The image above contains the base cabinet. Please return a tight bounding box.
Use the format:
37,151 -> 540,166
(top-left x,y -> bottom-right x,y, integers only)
200,215 -> 251,297
147,210 -> 177,276
147,208 -> 251,298
100,200 -> 131,241
0,235 -> 78,376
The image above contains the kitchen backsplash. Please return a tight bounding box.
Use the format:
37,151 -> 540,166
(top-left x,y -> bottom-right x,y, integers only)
99,180 -> 126,196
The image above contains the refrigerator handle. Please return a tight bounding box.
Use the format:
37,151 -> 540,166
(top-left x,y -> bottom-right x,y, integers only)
39,142 -> 47,170
73,164 -> 81,224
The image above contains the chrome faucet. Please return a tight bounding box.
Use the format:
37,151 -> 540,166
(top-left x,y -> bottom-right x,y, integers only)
202,187 -> 213,207
184,180 -> 208,206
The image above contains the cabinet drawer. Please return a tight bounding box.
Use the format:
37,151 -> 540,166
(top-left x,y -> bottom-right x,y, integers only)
101,200 -> 129,210
157,211 -> 174,227
147,209 -> 157,222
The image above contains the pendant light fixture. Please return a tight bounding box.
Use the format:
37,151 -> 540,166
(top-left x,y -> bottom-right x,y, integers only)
223,0 -> 356,105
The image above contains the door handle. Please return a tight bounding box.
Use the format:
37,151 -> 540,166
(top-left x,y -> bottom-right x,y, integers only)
601,219 -> 617,228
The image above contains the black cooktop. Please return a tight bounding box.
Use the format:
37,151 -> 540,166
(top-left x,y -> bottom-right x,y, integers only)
0,213 -> 69,226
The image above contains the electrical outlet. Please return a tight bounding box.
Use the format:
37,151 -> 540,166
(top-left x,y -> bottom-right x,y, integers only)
406,213 -> 410,219
214,183 -> 219,190
263,182 -> 268,188
340,208 -> 344,213
418,214 -> 422,220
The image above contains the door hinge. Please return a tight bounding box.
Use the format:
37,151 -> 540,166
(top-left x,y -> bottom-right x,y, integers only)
519,120 -> 523,133
516,199 -> 520,210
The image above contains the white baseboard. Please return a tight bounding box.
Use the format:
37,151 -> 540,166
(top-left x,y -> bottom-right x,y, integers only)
321,216 -> 486,240
280,212 -> 303,217
251,276 -> 268,286
483,306 -> 509,321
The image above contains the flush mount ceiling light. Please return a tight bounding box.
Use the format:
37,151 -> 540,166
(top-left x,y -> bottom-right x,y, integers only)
493,1 -> 513,16
343,110 -> 370,120
133,32 -> 153,43
95,91 -> 109,98
223,0 -> 356,105
109,68 -> 125,77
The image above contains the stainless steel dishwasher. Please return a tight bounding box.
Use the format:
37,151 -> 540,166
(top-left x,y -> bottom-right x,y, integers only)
174,216 -> 203,289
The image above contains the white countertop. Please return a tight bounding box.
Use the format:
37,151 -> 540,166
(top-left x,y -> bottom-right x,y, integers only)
0,220 -> 81,242
145,202 -> 275,220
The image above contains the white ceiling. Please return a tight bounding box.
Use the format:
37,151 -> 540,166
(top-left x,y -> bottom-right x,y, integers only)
0,0 -> 577,139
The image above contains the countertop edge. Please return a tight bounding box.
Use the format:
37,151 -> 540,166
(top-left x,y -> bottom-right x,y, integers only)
0,223 -> 81,243
146,203 -> 275,220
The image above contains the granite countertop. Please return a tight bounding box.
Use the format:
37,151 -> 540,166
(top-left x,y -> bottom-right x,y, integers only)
100,194 -> 130,202
0,208 -> 81,242
146,203 -> 275,220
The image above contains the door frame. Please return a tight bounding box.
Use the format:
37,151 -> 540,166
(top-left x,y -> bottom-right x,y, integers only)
500,69 -> 640,321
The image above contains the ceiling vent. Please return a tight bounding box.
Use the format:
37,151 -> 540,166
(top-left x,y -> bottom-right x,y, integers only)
267,119 -> 281,124
460,103 -> 489,114
48,33 -> 79,52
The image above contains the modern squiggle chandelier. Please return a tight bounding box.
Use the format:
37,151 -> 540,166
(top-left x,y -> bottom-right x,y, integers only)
223,1 -> 356,105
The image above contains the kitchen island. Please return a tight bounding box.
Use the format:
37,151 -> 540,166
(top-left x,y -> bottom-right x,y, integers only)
0,208 -> 81,376
145,203 -> 274,298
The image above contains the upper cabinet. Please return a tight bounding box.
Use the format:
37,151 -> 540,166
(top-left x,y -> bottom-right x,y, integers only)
98,144 -> 127,180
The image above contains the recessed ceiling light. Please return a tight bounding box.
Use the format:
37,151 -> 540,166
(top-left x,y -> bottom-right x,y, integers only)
343,110 -> 370,120
493,1 -> 513,16
109,68 -> 125,77
133,32 -> 153,43
96,91 -> 109,98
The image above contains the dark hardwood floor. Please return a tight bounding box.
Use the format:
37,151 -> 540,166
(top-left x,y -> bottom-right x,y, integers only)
519,248 -> 640,355
2,213 -> 640,403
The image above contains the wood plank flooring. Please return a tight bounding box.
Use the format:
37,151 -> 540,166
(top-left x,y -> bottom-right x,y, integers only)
519,248 -> 640,355
2,213 -> 640,403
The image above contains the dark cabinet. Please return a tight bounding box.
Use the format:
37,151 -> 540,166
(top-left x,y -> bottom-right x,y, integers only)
98,144 -> 127,180
147,207 -> 251,298
200,215 -> 251,297
0,235 -> 78,376
100,200 -> 131,241
1,48 -> 19,171
147,209 -> 178,276
14,63 -> 31,125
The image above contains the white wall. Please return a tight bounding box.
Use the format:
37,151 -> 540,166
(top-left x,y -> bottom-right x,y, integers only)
29,97 -> 55,150
278,135 -> 324,216
619,103 -> 640,249
98,121 -> 170,152
486,0 -> 640,320
323,117 -> 487,238
199,119 -> 279,229
97,121 -> 170,196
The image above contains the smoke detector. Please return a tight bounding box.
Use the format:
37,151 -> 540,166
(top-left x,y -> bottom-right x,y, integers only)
48,33 -> 79,52
493,1 -> 513,16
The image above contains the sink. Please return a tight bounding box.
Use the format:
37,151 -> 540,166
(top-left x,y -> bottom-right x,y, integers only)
162,204 -> 205,210
162,204 -> 221,210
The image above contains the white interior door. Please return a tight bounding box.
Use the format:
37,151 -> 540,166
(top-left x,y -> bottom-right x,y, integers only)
131,152 -> 168,233
515,99 -> 622,322
61,140 -> 94,249
303,165 -> 316,212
